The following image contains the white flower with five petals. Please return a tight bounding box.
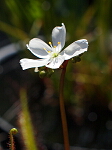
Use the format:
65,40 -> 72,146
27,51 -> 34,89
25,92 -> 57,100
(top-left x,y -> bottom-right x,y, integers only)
20,23 -> 88,70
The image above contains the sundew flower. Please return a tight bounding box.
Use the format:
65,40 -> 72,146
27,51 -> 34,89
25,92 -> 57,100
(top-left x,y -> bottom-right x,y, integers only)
20,23 -> 88,70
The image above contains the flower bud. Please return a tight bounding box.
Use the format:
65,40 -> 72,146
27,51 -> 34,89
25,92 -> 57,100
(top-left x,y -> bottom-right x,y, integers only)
47,69 -> 54,77
72,56 -> 81,63
39,70 -> 47,78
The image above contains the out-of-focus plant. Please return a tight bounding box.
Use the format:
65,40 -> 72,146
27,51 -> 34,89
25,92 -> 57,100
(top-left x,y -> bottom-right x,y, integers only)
19,89 -> 38,150
0,0 -> 43,41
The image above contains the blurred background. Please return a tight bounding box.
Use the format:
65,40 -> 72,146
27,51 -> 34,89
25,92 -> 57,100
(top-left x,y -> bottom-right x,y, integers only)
0,0 -> 112,149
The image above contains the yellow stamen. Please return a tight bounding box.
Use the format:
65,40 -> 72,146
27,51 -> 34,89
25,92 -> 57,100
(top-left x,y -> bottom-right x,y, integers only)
49,42 -> 52,45
49,42 -> 53,48
54,46 -> 56,48
58,42 -> 61,44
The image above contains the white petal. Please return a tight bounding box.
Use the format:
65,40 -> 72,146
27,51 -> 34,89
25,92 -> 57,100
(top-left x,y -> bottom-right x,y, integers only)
27,38 -> 52,58
52,23 -> 66,49
46,55 -> 65,69
63,39 -> 88,60
20,58 -> 50,70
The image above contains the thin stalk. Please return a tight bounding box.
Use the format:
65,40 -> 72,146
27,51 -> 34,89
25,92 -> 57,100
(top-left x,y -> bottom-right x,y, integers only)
9,128 -> 18,150
59,61 -> 70,150
10,133 -> 14,150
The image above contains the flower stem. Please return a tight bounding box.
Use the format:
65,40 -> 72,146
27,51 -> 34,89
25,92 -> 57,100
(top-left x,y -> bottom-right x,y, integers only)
59,61 -> 70,150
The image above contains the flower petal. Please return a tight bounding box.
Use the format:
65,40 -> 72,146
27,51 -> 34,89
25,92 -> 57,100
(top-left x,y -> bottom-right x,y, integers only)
20,58 -> 50,70
46,55 -> 65,69
27,38 -> 52,58
63,39 -> 88,60
52,23 -> 66,49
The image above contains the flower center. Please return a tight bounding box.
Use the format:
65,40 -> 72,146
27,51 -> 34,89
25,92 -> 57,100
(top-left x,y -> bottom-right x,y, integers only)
44,41 -> 61,58
52,52 -> 59,58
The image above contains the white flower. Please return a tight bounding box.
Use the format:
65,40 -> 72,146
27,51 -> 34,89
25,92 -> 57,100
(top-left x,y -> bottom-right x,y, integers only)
20,23 -> 88,70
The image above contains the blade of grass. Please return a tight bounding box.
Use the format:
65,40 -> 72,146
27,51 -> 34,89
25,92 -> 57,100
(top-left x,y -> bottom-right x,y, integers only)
19,89 -> 38,150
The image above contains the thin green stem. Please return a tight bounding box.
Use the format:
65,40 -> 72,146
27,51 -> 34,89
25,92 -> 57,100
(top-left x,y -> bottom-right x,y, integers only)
59,61 -> 70,150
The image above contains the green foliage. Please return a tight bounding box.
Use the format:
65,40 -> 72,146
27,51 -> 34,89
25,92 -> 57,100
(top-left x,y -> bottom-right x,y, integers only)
0,0 -> 43,40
